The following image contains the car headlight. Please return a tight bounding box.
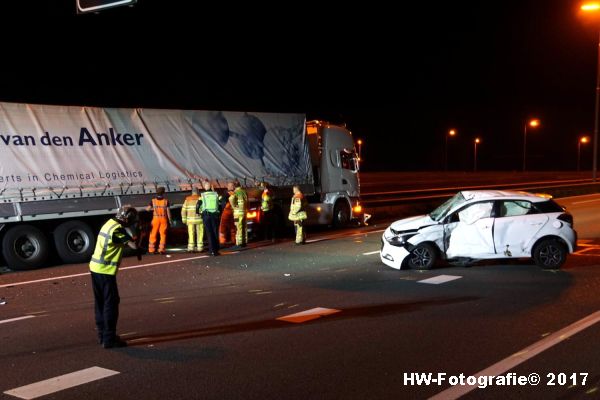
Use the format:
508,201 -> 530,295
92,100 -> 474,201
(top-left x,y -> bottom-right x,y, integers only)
387,233 -> 416,247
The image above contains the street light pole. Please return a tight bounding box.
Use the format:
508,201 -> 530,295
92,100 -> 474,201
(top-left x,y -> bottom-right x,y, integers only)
474,138 -> 480,172
523,119 -> 540,171
523,123 -> 528,172
579,139 -> 583,172
579,136 -> 590,172
445,129 -> 456,171
580,4 -> 600,180
593,31 -> 600,181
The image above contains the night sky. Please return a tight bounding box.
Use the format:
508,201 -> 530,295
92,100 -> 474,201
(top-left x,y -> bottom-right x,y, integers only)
1,0 -> 599,172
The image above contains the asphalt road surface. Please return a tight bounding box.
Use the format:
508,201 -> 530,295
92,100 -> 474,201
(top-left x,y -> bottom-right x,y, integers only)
1,194 -> 599,400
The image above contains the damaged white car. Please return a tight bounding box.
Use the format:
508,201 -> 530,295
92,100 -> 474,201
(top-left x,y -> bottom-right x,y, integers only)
380,190 -> 577,270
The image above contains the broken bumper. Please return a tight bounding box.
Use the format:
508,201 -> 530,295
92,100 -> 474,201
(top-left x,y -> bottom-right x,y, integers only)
380,236 -> 410,270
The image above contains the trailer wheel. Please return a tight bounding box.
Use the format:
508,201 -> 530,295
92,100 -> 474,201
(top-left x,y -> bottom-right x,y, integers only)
2,225 -> 49,270
332,201 -> 350,227
54,220 -> 95,264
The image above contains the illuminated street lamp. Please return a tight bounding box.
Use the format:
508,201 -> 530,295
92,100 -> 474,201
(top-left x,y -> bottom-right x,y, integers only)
523,119 -> 540,171
474,137 -> 481,172
445,129 -> 457,171
580,2 -> 600,180
578,136 -> 590,171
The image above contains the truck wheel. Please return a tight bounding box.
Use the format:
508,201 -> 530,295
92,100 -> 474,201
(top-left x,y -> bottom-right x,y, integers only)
54,220 -> 95,264
533,239 -> 566,269
332,201 -> 350,227
2,225 -> 49,270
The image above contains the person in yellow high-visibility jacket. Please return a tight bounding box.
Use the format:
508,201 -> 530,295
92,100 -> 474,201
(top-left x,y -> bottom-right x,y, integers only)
146,186 -> 172,254
182,186 -> 204,252
89,205 -> 138,349
260,182 -> 275,241
288,185 -> 307,244
229,181 -> 248,250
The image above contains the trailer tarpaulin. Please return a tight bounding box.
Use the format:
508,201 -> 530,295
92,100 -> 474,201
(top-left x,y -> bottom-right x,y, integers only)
0,102 -> 312,201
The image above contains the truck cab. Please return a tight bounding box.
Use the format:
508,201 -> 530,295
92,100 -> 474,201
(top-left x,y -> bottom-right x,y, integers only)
306,120 -> 361,226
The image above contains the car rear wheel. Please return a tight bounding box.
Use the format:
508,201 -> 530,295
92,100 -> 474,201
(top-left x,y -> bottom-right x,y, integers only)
406,243 -> 437,270
533,239 -> 566,269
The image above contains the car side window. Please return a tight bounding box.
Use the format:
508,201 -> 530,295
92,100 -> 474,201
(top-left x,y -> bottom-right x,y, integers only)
340,149 -> 358,171
499,200 -> 533,217
457,201 -> 494,225
446,212 -> 460,223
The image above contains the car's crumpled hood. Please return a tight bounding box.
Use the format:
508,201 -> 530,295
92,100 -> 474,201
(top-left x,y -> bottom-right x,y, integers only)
390,215 -> 436,233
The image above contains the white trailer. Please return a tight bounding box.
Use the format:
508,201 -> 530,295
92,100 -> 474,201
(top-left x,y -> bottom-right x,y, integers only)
0,102 -> 361,270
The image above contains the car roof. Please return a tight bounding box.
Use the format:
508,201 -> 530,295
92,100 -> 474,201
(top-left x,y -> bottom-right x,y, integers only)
460,190 -> 552,203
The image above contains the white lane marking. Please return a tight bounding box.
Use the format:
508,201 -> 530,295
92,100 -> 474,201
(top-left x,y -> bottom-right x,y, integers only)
560,193 -> 600,200
305,228 -> 386,244
429,310 -> 600,400
3,366 -> 119,399
0,255 -> 210,289
0,315 -> 35,325
277,307 -> 341,323
572,198 -> 600,204
363,250 -> 381,255
418,275 -> 462,285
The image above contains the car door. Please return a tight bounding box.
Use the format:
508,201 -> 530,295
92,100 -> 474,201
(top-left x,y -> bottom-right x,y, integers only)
445,201 -> 496,258
493,200 -> 549,257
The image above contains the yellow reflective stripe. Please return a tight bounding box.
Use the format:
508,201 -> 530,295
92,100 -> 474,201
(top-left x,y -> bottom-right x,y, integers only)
152,199 -> 168,217
90,258 -> 120,266
92,221 -> 120,267
89,219 -> 127,275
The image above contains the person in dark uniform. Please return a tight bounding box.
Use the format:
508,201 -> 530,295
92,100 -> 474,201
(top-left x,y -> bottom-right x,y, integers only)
197,180 -> 222,256
89,205 -> 138,349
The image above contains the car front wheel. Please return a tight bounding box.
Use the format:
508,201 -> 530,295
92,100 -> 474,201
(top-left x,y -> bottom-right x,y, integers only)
406,243 -> 437,270
533,239 -> 567,269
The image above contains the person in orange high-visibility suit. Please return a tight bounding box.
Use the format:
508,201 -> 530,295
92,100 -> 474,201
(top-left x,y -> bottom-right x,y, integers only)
219,181 -> 236,245
146,186 -> 172,254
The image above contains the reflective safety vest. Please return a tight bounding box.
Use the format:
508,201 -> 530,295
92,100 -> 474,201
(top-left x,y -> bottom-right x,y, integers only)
230,187 -> 248,218
89,219 -> 127,275
261,189 -> 273,212
289,193 -> 307,221
182,194 -> 202,224
201,191 -> 219,213
151,198 -> 169,219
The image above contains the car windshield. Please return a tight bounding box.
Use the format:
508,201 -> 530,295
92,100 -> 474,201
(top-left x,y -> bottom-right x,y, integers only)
429,192 -> 467,221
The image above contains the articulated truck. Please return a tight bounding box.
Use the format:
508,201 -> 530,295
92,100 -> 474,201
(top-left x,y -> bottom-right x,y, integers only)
0,102 -> 361,270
